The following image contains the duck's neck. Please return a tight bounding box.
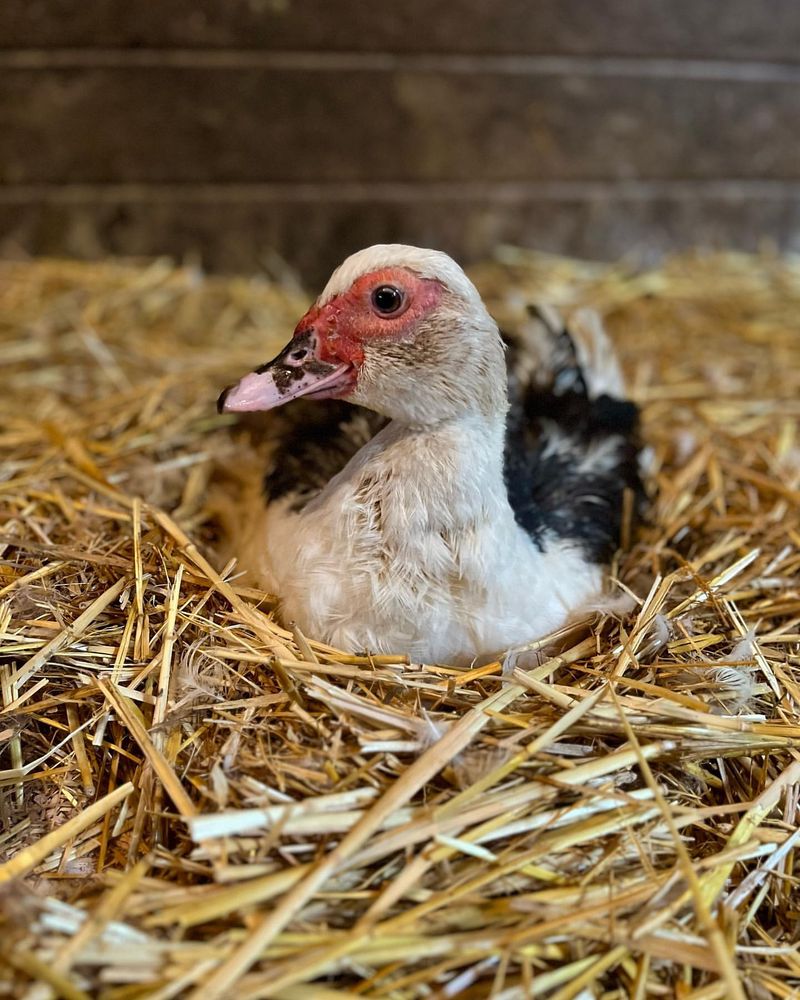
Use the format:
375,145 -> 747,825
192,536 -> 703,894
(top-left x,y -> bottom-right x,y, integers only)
345,410 -> 511,540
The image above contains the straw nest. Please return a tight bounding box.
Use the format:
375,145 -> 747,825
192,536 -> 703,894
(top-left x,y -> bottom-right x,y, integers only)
1,248 -> 799,1000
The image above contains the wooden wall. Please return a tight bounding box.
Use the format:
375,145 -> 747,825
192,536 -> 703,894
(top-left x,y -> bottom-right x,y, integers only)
2,1 -> 800,283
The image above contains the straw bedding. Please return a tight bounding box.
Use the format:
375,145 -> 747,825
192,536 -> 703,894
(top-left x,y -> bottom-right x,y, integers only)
1,248 -> 799,999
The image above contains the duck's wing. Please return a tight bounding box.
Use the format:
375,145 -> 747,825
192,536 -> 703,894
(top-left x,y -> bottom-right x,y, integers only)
502,305 -> 642,563
263,400 -> 388,511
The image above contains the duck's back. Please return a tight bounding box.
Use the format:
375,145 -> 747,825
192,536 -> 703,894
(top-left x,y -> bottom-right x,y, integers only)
502,305 -> 641,565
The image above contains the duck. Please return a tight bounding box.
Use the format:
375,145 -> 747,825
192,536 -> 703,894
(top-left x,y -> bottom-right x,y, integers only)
217,245 -> 641,665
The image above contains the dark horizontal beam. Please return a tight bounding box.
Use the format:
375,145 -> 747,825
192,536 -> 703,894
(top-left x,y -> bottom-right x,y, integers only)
2,69 -> 799,184
3,195 -> 799,286
4,180 -> 800,203
2,0 -> 800,61
2,51 -> 800,82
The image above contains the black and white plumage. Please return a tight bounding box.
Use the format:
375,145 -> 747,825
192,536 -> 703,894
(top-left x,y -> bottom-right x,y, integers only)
218,245 -> 641,664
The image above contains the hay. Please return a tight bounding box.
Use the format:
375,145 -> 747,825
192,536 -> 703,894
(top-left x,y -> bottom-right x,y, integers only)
1,247 -> 799,999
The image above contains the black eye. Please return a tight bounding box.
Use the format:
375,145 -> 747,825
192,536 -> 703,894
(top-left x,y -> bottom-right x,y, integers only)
371,285 -> 404,315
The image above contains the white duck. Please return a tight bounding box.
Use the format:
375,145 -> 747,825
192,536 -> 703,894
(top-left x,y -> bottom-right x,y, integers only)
218,245 -> 640,665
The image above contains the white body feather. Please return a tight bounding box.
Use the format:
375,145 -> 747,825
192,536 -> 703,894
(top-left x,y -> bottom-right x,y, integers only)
243,411 -> 603,664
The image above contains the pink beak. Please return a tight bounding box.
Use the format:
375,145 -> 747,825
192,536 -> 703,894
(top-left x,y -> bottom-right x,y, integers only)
217,329 -> 354,414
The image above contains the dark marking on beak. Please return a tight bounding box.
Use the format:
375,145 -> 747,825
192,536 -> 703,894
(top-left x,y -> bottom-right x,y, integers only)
216,326 -> 354,413
217,385 -> 232,413
261,330 -> 336,397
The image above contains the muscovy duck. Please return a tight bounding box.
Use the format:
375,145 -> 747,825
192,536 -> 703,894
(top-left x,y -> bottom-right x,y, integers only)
218,245 -> 640,665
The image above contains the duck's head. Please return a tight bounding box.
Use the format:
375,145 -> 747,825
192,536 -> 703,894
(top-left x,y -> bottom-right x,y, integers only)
217,245 -> 507,425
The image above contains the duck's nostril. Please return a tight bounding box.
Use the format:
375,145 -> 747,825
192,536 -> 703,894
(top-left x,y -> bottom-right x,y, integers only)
289,348 -> 309,363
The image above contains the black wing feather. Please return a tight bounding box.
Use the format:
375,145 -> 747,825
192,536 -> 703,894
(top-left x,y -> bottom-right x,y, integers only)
502,320 -> 641,563
264,400 -> 387,511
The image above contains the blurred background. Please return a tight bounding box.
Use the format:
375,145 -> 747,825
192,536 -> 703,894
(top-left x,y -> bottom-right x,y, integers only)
2,0 -> 800,286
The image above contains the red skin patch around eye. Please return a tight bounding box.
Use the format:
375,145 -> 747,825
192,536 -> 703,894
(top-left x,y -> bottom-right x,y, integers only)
292,268 -> 444,369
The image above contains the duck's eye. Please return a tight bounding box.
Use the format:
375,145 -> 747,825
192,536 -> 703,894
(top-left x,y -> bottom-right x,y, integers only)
371,285 -> 404,315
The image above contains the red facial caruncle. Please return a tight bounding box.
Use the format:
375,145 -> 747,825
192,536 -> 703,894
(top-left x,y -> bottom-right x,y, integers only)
217,267 -> 444,414
295,267 -> 444,369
